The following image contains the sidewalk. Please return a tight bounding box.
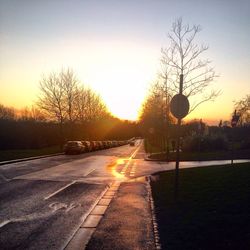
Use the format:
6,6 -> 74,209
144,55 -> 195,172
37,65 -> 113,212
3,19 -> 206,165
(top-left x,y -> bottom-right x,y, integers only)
86,179 -> 155,250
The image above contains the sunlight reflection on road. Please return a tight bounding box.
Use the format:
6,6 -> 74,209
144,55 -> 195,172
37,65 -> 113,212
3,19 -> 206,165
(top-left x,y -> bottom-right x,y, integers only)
106,159 -> 127,179
106,142 -> 142,180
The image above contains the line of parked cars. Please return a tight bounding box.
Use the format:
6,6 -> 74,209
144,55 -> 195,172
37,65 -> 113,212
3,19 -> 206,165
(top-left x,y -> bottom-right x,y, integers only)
63,140 -> 131,154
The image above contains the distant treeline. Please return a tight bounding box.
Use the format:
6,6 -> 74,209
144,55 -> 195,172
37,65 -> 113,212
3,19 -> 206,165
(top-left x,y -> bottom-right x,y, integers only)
0,69 -> 141,150
0,104 -> 140,150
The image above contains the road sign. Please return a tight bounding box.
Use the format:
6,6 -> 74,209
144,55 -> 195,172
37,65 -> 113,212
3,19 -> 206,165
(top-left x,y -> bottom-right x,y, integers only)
170,94 -> 189,119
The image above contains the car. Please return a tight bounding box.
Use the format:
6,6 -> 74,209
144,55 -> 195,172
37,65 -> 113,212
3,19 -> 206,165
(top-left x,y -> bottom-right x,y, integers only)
64,141 -> 85,154
103,141 -> 110,149
129,141 -> 135,146
107,141 -> 113,148
91,141 -> 102,150
88,141 -> 97,151
81,141 -> 92,152
96,141 -> 104,149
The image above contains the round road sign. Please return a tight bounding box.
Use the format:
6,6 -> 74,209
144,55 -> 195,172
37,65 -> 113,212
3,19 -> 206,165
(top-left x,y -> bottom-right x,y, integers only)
170,94 -> 190,119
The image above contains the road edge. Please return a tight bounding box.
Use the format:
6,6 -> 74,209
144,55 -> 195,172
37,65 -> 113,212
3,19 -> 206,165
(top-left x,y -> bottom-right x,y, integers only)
147,176 -> 162,250
63,181 -> 121,250
0,153 -> 64,166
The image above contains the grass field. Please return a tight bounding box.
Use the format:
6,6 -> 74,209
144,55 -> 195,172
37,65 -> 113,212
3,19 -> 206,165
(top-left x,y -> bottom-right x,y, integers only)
0,146 -> 62,162
151,163 -> 250,250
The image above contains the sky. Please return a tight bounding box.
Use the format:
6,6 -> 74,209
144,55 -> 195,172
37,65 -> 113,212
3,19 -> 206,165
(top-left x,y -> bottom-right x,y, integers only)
0,0 -> 249,123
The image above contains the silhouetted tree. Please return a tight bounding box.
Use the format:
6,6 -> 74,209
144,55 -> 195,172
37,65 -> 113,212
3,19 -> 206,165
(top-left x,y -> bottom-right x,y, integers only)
234,94 -> 250,125
37,68 -> 112,143
38,71 -> 65,123
74,86 -> 110,123
0,104 -> 16,120
161,18 -> 220,113
140,82 -> 174,152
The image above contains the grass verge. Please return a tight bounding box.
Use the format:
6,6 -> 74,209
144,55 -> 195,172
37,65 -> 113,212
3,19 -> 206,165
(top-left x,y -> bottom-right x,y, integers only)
0,146 -> 62,162
150,163 -> 250,250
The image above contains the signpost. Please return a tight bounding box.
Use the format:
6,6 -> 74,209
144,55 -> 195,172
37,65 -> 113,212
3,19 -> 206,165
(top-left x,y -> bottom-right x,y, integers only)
169,74 -> 189,200
170,94 -> 189,119
231,110 -> 240,166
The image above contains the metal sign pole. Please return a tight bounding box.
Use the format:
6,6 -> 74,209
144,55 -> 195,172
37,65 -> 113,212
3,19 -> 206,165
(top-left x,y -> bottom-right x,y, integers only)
231,110 -> 240,166
169,74 -> 189,202
175,118 -> 181,199
174,74 -> 183,200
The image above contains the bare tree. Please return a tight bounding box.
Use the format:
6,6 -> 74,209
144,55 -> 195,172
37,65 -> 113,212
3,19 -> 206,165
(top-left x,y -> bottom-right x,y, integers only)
37,71 -> 65,124
18,106 -> 46,121
161,18 -> 220,113
61,69 -> 79,123
234,94 -> 250,125
74,86 -> 109,123
37,68 -> 111,143
0,104 -> 16,120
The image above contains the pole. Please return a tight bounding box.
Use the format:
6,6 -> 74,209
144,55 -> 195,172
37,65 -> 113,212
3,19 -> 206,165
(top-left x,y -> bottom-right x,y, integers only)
175,118 -> 181,199
166,86 -> 169,159
231,110 -> 239,166
231,128 -> 234,166
174,74 -> 183,200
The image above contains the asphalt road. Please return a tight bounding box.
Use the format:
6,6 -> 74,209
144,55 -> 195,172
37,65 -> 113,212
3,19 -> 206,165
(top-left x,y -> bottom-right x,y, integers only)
0,141 -> 143,250
1,141 -> 249,250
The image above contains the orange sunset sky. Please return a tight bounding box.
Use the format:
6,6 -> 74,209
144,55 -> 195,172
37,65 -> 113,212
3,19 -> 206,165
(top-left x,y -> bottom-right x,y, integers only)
0,1 -> 249,124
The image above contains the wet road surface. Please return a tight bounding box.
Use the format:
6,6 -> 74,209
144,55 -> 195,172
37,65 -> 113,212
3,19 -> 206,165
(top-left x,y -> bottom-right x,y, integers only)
1,141 -> 249,249
0,142 -> 144,249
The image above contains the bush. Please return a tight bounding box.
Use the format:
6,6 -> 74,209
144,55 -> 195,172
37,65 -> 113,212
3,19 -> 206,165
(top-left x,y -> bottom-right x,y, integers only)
183,135 -> 229,152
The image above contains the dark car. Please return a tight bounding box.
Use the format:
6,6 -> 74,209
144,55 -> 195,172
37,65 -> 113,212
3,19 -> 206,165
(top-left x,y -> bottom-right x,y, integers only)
102,141 -> 110,149
96,141 -> 104,149
90,141 -> 100,150
64,141 -> 85,154
81,141 -> 92,152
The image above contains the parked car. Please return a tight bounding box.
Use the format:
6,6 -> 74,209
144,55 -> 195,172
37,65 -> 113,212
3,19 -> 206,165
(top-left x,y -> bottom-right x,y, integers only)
81,141 -> 92,152
107,141 -> 113,148
96,141 -> 104,149
64,141 -> 85,154
103,141 -> 110,149
89,141 -> 97,151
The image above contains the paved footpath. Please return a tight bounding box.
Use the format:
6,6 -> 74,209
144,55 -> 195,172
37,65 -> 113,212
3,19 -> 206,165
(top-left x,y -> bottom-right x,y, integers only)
86,179 -> 155,250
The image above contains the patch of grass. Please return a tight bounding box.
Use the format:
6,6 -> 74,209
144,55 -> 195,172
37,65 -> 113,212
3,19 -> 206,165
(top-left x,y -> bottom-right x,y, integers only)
0,146 -> 62,162
149,149 -> 250,161
151,163 -> 250,250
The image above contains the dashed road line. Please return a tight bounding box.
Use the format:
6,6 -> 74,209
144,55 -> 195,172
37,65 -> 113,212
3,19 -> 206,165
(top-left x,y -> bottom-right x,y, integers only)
44,181 -> 76,200
83,168 -> 96,177
65,142 -> 142,249
119,145 -> 140,176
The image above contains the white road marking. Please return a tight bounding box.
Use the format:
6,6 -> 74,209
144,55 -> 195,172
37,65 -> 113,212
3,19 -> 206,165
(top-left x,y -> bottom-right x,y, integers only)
119,144 -> 140,176
44,181 -> 76,200
49,202 -> 80,212
130,147 -> 140,159
84,168 -> 96,177
0,220 -> 11,228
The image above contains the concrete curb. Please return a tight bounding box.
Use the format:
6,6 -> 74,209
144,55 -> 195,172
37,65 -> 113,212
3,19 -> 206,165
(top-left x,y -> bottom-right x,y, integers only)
144,157 -> 167,162
0,153 -> 64,166
146,176 -> 162,250
64,181 -> 121,250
